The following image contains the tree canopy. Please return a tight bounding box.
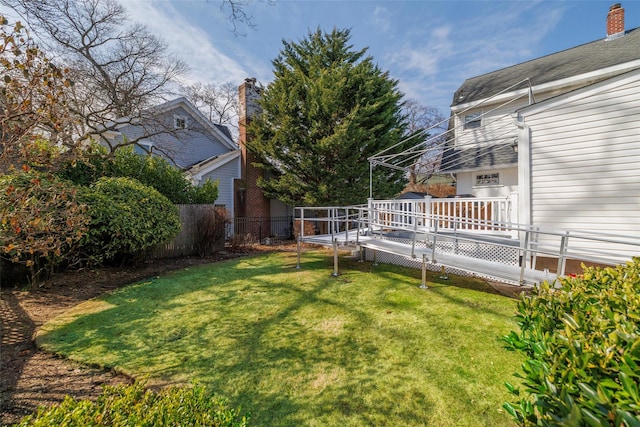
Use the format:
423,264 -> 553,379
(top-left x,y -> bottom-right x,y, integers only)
247,28 -> 414,206
3,0 -> 188,155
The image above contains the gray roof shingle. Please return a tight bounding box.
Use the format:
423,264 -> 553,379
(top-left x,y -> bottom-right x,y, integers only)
452,27 -> 640,107
441,143 -> 517,172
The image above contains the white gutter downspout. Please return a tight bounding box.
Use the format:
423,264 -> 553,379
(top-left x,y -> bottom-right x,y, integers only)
512,113 -> 531,228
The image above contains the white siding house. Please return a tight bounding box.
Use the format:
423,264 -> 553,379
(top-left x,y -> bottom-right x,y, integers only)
186,150 -> 241,214
441,6 -> 640,259
515,69 -> 640,256
104,97 -> 241,213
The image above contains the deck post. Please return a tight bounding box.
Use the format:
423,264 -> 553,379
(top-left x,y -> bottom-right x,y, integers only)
367,198 -> 373,236
330,208 -> 335,241
296,236 -> 301,269
372,249 -> 378,266
509,192 -> 519,239
411,217 -> 418,258
423,195 -> 432,229
344,207 -> 349,243
519,230 -> 530,285
557,232 -> 569,277
531,227 -> 540,269
419,254 -> 428,289
453,219 -> 459,254
356,208 -> 362,244
431,221 -> 439,264
332,238 -> 339,277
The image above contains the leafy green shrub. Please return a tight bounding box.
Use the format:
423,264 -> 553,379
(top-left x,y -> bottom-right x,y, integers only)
502,258 -> 640,426
0,170 -> 89,284
60,147 -> 219,204
190,177 -> 220,204
79,177 -> 180,265
16,381 -> 249,426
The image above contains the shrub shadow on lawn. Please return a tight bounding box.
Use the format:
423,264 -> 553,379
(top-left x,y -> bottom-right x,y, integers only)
36,250 -> 519,426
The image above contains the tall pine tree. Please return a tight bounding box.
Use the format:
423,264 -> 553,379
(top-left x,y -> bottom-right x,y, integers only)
247,28 -> 414,206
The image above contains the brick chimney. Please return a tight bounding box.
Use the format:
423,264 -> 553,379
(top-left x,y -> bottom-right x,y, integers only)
234,78 -> 271,239
606,3 -> 625,40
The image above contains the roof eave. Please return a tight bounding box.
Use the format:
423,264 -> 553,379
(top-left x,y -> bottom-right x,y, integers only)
441,162 -> 517,174
451,59 -> 640,113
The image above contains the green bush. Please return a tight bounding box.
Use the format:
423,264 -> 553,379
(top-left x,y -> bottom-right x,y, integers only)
79,177 -> 180,265
16,381 -> 249,426
502,258 -> 640,426
0,170 -> 89,284
60,147 -> 219,204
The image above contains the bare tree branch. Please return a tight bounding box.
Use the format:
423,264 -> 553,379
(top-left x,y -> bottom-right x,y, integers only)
220,0 -> 256,36
2,0 -> 189,156
182,81 -> 239,139
402,98 -> 446,184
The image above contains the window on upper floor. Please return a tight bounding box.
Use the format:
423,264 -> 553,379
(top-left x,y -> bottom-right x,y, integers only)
174,115 -> 187,130
475,172 -> 499,186
463,112 -> 482,130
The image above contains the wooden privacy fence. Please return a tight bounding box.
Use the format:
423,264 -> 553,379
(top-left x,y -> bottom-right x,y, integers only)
149,204 -> 226,259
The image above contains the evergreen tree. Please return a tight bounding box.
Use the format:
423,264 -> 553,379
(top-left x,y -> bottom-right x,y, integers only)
247,28 -> 413,206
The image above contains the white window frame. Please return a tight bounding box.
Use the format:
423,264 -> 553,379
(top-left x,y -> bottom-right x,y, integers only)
475,172 -> 500,186
463,111 -> 482,130
174,115 -> 188,130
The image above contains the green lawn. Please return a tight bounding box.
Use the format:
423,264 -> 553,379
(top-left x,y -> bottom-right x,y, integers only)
37,250 -> 523,426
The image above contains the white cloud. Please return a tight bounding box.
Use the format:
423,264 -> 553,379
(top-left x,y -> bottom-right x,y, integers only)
371,6 -> 391,33
387,2 -> 565,113
392,24 -> 452,76
123,0 -> 249,86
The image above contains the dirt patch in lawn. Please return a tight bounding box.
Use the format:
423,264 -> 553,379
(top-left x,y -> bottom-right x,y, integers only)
0,242 -> 525,425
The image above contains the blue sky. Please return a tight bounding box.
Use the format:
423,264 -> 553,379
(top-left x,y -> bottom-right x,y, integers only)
5,1 -> 640,115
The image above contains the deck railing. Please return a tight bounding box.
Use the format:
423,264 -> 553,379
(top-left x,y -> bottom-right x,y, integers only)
295,199 -> 640,281
369,196 -> 513,233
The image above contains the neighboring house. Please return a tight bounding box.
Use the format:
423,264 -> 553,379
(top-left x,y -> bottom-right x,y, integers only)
104,97 -> 241,214
442,3 -> 640,254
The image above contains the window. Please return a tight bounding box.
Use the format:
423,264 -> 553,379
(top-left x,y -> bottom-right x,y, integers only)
463,112 -> 482,130
475,172 -> 499,186
174,115 -> 187,129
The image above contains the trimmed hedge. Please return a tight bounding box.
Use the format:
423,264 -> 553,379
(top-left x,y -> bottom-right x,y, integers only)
503,258 -> 640,426
78,177 -> 180,265
60,146 -> 219,204
15,381 -> 249,426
